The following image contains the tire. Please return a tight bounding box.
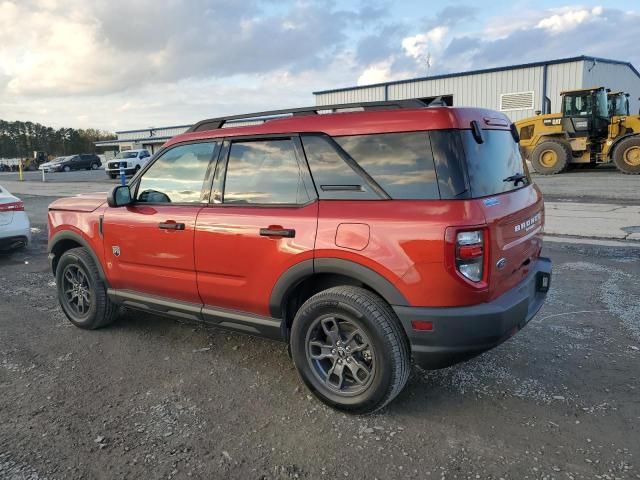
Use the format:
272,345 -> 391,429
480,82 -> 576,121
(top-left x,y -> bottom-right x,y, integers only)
135,165 -> 141,173
108,173 -> 116,179
290,286 -> 410,414
91,163 -> 99,170
63,165 -> 71,172
56,247 -> 118,329
530,139 -> 571,175
612,136 -> 640,175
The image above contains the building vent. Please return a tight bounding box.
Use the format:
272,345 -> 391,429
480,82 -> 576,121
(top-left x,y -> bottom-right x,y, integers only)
500,91 -> 535,111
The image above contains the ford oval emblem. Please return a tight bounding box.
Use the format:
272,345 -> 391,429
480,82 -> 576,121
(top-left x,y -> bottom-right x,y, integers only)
496,258 -> 507,270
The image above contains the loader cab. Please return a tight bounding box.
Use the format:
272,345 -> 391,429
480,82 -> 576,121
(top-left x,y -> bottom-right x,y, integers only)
560,87 -> 610,139
608,92 -> 630,116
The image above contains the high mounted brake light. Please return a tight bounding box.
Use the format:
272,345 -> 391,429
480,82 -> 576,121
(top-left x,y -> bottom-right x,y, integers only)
0,201 -> 24,212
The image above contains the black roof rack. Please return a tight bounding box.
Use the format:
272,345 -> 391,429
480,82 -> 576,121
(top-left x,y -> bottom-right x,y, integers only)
186,99 -> 428,133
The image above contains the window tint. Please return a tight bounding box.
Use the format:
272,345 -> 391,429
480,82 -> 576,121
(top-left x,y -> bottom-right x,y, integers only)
334,132 -> 439,200
461,130 -> 530,197
223,140 -> 311,205
136,142 -> 217,203
429,130 -> 468,199
301,135 -> 377,200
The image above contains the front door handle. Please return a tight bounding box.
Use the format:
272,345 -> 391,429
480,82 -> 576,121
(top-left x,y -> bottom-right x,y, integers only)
259,227 -> 296,238
159,221 -> 185,231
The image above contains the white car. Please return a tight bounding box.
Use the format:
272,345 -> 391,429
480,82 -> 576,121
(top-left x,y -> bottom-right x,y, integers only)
0,185 -> 30,251
105,149 -> 152,179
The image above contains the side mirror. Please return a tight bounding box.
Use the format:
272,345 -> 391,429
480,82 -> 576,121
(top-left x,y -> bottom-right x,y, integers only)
107,185 -> 132,208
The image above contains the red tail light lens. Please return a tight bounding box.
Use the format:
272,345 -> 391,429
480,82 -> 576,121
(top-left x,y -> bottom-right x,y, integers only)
0,201 -> 24,212
456,230 -> 484,282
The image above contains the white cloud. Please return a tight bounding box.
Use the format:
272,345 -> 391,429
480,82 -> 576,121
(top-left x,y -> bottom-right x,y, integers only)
357,60 -> 394,86
401,26 -> 448,62
537,6 -> 604,33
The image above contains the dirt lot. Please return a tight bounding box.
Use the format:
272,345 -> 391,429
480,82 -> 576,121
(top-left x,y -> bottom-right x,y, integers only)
1,190 -> 639,479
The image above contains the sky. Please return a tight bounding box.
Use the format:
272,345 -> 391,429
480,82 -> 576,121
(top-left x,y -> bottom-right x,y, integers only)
1,0 -> 639,131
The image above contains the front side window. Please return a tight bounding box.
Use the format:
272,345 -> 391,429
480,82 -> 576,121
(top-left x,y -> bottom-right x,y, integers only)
223,139 -> 311,205
334,132 -> 440,200
136,142 -> 217,203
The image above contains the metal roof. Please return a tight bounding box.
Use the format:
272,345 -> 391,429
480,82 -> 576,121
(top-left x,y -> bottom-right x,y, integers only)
94,136 -> 172,145
313,56 -> 640,95
114,125 -> 192,134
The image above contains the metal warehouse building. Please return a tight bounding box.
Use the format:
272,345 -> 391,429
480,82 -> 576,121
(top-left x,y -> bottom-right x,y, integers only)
94,125 -> 191,155
314,56 -> 640,121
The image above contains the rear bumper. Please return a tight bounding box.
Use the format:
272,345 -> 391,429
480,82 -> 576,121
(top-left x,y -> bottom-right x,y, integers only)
393,257 -> 552,369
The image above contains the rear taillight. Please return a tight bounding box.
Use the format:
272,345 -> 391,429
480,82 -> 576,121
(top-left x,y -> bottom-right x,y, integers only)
455,230 -> 484,283
0,201 -> 24,212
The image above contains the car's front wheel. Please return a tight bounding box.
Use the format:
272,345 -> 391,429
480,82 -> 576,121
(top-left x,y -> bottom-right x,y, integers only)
56,247 -> 118,329
291,286 -> 410,414
63,165 -> 71,172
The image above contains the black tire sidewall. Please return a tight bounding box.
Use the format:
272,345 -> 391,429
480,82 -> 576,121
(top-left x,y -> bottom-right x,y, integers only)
291,296 -> 394,412
56,250 -> 100,328
531,140 -> 569,175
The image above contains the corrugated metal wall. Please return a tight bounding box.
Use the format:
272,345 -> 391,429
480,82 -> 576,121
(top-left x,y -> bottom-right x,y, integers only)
315,86 -> 386,106
545,61 -> 584,114
314,60 -> 640,122
583,61 -> 640,115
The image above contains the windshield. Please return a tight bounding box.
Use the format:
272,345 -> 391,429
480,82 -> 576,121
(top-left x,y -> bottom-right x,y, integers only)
594,89 -> 609,118
609,94 -> 630,116
115,151 -> 138,159
563,90 -> 608,118
53,156 -> 70,163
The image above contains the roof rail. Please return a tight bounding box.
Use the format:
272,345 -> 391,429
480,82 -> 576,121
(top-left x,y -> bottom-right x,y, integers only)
186,99 -> 427,133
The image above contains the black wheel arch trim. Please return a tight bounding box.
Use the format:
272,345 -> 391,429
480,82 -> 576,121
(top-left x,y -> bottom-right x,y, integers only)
48,231 -> 108,285
269,257 -> 409,319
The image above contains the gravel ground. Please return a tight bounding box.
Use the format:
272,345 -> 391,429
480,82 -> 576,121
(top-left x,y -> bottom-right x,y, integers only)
0,195 -> 639,479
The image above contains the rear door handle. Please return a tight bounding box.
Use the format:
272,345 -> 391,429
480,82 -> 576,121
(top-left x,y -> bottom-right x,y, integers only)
159,221 -> 185,231
259,227 -> 295,238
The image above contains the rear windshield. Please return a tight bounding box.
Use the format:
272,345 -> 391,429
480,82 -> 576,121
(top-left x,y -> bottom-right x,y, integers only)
459,129 -> 530,197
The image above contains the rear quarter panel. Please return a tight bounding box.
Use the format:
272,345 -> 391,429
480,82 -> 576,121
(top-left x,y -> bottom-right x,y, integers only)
315,200 -> 489,307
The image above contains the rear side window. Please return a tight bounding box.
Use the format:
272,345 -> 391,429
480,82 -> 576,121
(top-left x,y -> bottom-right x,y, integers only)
334,132 -> 439,200
223,139 -> 312,205
429,130 -> 468,199
461,130 -> 530,197
301,135 -> 378,200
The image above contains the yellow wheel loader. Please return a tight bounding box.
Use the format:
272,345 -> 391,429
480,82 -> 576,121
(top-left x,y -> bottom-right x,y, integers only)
516,87 -> 640,175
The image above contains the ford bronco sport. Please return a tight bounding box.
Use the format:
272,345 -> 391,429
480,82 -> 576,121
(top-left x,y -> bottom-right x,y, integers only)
48,100 -> 551,413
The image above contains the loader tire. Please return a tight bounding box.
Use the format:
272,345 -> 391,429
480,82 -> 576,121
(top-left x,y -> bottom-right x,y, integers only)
530,139 -> 571,175
612,136 -> 640,175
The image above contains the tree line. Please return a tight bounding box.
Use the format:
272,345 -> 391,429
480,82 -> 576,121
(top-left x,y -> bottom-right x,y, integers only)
0,119 -> 116,159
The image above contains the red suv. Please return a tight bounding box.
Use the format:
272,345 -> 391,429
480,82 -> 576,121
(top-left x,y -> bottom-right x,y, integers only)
48,101 -> 551,413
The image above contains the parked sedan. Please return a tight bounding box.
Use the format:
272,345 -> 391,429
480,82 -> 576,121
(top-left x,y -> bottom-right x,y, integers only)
0,185 -> 30,251
39,154 -> 101,172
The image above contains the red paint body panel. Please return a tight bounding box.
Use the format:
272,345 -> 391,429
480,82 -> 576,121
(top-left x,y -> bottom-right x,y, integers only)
102,205 -> 203,303
315,199 -> 491,307
49,193 -> 107,212
194,203 -> 318,316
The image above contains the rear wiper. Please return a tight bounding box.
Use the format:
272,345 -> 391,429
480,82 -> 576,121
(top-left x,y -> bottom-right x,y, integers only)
503,173 -> 527,186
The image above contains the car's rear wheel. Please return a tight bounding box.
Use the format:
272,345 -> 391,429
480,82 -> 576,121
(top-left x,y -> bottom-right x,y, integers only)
290,286 -> 410,414
56,247 -> 118,329
91,163 -> 99,170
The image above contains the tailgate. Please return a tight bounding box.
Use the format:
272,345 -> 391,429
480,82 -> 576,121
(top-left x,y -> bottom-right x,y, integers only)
481,185 -> 544,300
